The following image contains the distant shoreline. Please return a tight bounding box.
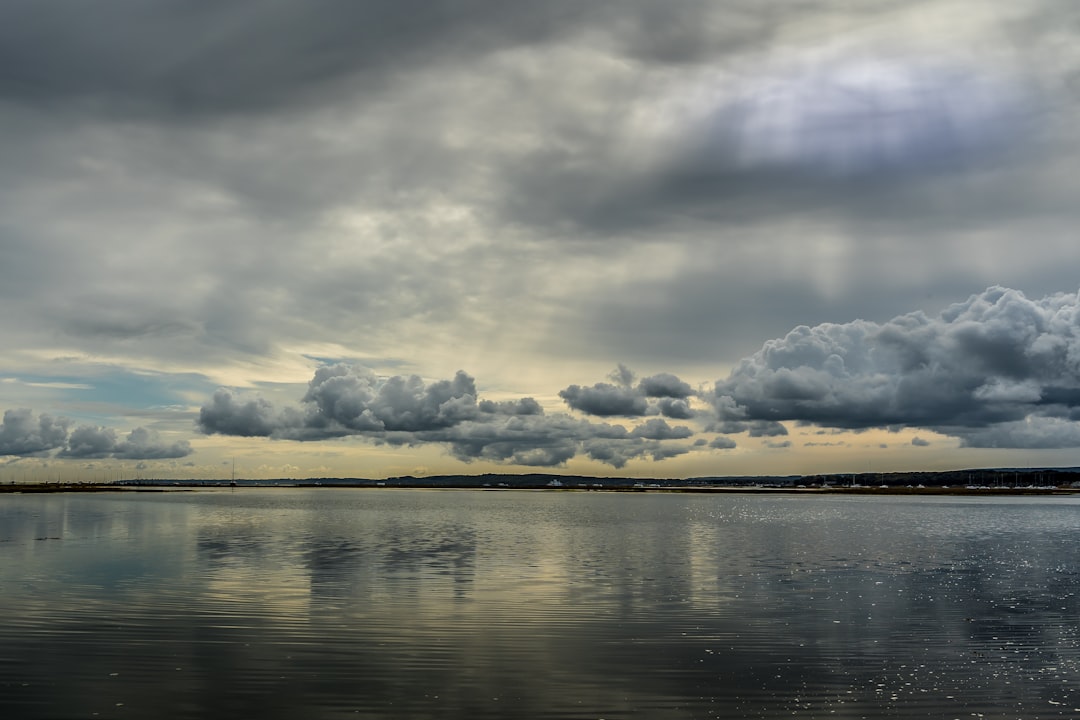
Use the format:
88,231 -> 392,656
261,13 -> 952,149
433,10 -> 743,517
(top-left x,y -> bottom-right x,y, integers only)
2,478 -> 1078,496
5,467 -> 1080,495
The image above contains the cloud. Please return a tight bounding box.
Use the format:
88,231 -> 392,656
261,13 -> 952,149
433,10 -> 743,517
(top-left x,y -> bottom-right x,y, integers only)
59,425 -> 192,460
112,427 -> 193,460
955,416 -> 1080,449
422,414 -> 630,468
0,2 -> 610,118
638,372 -> 694,398
478,398 -> 543,415
712,286 -> 1080,448
61,425 -> 116,459
199,366 -> 492,441
708,418 -> 788,437
489,6 -> 1069,241
709,436 -> 736,450
305,366 -> 482,432
0,409 -> 70,456
3,1 -> 1078,403
559,383 -> 649,417
748,421 -> 789,438
629,418 -> 693,440
703,47 -> 1028,177
0,408 -> 192,459
911,436 -> 930,447
654,397 -> 694,419
559,367 -> 697,418
582,437 -> 692,469
199,364 -> 696,468
198,391 -> 293,438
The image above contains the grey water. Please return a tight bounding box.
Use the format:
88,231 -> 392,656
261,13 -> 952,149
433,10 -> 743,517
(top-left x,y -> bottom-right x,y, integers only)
2,490 -> 1080,719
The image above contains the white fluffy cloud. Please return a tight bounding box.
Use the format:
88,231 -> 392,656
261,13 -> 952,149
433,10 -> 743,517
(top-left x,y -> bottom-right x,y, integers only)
199,364 -> 698,468
713,287 -> 1080,447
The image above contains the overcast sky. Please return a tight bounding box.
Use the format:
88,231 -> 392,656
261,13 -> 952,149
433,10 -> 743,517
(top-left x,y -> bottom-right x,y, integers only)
3,1 -> 1080,480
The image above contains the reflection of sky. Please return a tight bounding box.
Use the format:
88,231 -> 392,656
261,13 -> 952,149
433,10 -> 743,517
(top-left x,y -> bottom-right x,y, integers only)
3,491 -> 1080,718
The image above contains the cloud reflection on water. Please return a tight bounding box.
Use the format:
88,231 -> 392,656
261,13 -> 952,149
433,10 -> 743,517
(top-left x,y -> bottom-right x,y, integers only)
3,491 -> 1080,718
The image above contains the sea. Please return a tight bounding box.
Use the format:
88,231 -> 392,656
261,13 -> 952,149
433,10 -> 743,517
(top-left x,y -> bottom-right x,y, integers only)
2,489 -> 1079,719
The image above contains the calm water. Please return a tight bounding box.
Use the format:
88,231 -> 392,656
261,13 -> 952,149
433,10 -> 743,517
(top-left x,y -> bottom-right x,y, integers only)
2,490 -> 1080,719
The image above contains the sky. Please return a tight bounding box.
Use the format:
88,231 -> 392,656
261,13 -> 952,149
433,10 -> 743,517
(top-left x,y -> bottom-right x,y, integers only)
3,0 -> 1080,481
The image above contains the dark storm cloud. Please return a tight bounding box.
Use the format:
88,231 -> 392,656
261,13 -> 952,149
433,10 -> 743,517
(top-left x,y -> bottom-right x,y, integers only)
473,3 -> 1080,373
478,398 -> 544,416
59,425 -> 192,460
487,1 -> 1080,246
441,416 -> 693,469
0,409 -> 69,456
411,414 -> 628,468
705,415 -> 788,438
112,428 -> 190,460
638,373 -> 694,399
558,383 -> 649,418
10,0 -> 1009,242
198,391 -> 293,438
60,425 -> 115,458
303,365 -> 482,432
748,421 -> 790,438
4,0 -> 1077,390
952,417 -> 1080,449
712,287 -> 1080,448
582,437 -> 692,469
654,398 -> 694,420
0,408 -> 191,459
199,364 -> 699,468
629,419 -> 693,441
0,1 -> 803,118
507,80 -> 1046,242
559,368 -> 698,419
709,436 -> 737,450
0,1 -> 596,116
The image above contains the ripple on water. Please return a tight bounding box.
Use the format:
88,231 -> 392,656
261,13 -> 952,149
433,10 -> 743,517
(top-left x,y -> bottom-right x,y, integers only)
3,490 -> 1080,718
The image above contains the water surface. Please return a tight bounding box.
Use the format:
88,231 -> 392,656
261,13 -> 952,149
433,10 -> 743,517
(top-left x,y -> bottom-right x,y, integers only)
3,489 -> 1079,718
